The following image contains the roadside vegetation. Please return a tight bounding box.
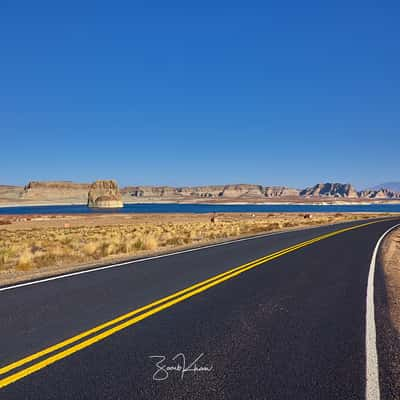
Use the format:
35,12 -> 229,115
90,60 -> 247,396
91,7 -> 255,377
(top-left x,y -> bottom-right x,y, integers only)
0,213 -> 382,282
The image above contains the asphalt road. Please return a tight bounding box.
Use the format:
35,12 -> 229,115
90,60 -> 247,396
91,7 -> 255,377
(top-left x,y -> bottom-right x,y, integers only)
0,218 -> 399,399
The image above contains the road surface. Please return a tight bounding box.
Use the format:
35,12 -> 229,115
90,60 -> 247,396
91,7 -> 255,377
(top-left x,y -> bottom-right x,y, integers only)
0,218 -> 399,399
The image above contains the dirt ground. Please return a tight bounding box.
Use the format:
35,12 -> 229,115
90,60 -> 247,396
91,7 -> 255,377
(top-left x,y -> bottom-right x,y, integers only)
382,227 -> 400,333
0,212 -> 386,231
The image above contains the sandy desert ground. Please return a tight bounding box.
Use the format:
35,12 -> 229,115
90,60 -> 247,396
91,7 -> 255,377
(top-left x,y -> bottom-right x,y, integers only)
0,212 -> 388,286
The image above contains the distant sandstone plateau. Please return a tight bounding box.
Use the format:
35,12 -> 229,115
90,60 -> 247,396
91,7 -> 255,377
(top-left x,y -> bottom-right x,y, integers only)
122,183 -> 400,201
300,183 -> 359,198
21,181 -> 90,203
0,181 -> 399,206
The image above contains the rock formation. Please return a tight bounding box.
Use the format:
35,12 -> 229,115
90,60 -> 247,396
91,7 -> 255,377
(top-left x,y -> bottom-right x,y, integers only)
264,186 -> 300,198
221,184 -> 264,198
124,182 -> 400,201
124,184 -> 291,199
359,189 -> 400,199
87,180 -> 123,208
3,180 -> 400,205
177,186 -> 225,198
300,183 -> 359,198
122,186 -> 179,198
21,181 -> 90,202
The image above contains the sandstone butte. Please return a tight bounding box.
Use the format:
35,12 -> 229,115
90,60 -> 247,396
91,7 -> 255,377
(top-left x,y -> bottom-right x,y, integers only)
87,180 -> 124,208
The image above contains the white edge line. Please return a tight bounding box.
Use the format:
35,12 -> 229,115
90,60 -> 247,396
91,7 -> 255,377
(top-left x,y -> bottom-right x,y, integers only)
365,223 -> 400,400
0,218 -> 386,293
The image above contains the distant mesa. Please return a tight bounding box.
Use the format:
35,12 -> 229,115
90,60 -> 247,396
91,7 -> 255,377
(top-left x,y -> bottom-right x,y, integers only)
87,180 -> 124,208
300,183 -> 359,198
222,184 -> 264,198
21,181 -> 90,202
1,180 -> 400,206
359,188 -> 400,199
123,184 -> 300,199
264,186 -> 300,198
121,182 -> 400,201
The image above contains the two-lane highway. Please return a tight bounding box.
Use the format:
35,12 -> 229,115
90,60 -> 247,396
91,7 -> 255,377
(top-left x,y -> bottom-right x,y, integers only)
0,218 -> 399,399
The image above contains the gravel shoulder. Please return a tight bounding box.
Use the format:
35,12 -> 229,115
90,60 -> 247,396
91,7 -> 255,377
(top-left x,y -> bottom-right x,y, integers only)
382,228 -> 400,333
378,226 -> 400,399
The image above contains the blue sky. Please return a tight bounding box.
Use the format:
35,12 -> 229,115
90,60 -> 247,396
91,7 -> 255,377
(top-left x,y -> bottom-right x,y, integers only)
1,0 -> 399,189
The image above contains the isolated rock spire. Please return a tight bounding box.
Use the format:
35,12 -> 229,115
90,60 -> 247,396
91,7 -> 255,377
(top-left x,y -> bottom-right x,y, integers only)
87,180 -> 123,208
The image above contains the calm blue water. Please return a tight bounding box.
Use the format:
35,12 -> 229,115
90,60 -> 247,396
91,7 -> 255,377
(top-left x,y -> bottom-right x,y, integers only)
0,203 -> 399,215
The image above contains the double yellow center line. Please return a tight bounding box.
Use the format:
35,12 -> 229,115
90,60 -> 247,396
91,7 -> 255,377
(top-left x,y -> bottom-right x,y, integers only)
0,220 -> 382,389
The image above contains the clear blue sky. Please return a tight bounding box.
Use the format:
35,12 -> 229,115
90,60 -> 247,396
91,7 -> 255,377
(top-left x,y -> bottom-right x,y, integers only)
1,0 -> 399,189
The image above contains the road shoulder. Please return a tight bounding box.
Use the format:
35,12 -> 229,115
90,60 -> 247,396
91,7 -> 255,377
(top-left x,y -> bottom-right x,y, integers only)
376,227 -> 400,399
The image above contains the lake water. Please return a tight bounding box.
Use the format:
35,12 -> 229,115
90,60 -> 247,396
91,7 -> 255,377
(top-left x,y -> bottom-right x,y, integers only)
0,203 -> 400,215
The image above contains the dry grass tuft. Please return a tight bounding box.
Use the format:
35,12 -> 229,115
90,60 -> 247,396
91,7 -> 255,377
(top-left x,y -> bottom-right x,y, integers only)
83,242 -> 98,256
17,249 -> 34,270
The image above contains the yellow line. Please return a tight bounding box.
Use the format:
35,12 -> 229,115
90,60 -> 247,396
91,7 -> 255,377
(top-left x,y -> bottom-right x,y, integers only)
1,222 -> 351,376
0,220 -> 382,389
0,240 -> 313,375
